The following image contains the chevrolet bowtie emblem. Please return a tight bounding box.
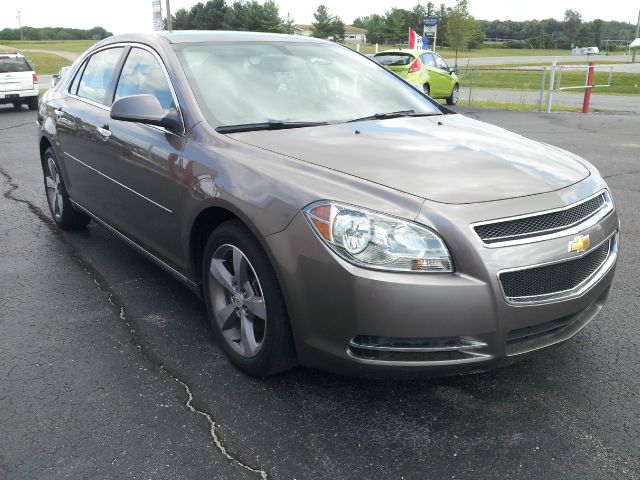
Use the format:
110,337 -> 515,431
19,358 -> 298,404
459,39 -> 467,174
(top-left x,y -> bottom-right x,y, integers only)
568,235 -> 590,253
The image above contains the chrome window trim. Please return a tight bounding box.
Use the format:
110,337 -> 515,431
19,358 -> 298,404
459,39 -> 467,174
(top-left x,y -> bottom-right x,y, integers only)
63,151 -> 173,214
470,189 -> 613,247
64,42 -> 186,136
497,230 -> 618,306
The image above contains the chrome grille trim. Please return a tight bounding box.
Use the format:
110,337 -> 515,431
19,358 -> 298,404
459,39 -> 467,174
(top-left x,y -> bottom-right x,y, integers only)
471,190 -> 613,247
498,231 -> 618,305
347,336 -> 491,363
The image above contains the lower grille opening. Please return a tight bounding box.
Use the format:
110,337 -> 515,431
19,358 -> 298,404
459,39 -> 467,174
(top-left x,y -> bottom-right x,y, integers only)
507,314 -> 576,346
348,335 -> 489,362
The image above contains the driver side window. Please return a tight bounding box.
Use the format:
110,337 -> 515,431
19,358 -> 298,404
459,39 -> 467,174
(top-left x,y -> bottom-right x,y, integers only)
114,48 -> 175,109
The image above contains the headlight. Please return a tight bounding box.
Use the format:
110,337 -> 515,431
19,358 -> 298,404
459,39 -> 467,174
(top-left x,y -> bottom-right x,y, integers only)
303,202 -> 453,273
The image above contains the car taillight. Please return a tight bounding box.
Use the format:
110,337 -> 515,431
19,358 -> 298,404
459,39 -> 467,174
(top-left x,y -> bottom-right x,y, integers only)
32,73 -> 38,84
408,58 -> 421,73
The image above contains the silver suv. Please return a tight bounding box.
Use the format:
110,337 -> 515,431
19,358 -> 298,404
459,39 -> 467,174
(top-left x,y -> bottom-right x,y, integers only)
0,53 -> 39,110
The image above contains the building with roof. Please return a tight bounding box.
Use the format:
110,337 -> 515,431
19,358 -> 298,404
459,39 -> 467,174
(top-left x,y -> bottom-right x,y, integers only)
293,24 -> 367,44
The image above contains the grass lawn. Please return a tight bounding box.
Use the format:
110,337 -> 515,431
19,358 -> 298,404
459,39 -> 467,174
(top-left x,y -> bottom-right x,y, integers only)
0,51 -> 70,75
449,99 -> 580,112
457,69 -> 639,95
0,40 -> 96,54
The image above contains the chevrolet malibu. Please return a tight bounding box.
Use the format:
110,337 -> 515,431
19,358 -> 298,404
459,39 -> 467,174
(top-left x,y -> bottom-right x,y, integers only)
37,32 -> 618,377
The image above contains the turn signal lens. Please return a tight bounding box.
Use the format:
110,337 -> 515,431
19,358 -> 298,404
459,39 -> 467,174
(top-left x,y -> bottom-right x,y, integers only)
304,201 -> 453,273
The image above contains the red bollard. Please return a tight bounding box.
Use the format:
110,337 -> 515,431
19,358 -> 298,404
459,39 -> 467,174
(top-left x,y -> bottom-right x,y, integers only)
582,61 -> 595,114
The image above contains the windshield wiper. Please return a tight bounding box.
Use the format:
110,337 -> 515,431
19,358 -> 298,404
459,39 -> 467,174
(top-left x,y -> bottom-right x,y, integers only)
347,110 -> 441,123
216,120 -> 328,134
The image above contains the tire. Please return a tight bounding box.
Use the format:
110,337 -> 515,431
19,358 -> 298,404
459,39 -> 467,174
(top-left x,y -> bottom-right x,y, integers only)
202,220 -> 296,376
12,102 -> 23,110
43,147 -> 90,230
28,96 -> 38,111
423,83 -> 430,97
446,84 -> 459,105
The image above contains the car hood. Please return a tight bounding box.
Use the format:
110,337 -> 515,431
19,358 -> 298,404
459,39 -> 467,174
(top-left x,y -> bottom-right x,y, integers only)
228,114 -> 590,204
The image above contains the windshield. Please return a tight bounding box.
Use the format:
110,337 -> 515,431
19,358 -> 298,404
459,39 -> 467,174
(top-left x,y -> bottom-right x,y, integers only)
373,53 -> 414,66
0,56 -> 32,73
173,41 -> 441,127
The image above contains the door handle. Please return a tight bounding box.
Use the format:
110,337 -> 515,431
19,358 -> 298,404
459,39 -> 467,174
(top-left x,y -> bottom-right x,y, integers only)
97,125 -> 111,140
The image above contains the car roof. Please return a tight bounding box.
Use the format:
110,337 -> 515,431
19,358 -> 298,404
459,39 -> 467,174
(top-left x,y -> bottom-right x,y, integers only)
375,49 -> 437,56
96,30 -> 329,47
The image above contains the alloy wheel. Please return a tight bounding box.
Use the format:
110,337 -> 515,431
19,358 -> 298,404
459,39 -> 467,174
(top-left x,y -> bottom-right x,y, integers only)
208,244 -> 267,358
45,157 -> 63,219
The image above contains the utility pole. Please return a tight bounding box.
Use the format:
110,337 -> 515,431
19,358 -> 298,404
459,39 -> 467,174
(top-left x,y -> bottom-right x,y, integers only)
636,9 -> 640,39
166,0 -> 172,32
17,10 -> 23,41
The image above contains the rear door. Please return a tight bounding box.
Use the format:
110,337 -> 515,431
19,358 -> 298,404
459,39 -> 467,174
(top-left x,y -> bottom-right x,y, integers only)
56,46 -> 126,219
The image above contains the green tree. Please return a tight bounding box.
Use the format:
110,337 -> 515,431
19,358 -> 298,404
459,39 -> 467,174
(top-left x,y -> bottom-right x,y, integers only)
311,5 -> 345,42
443,0 -> 475,64
563,9 -> 582,47
311,5 -> 334,38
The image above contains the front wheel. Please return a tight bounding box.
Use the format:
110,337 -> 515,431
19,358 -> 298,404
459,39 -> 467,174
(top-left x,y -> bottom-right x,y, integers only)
202,220 -> 296,376
43,147 -> 90,229
446,84 -> 459,105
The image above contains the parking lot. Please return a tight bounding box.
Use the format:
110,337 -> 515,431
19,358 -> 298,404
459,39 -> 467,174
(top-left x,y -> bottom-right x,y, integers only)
1,105 -> 639,479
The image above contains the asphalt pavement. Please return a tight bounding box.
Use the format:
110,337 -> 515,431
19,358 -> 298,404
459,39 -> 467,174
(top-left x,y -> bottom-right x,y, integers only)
1,104 -> 639,479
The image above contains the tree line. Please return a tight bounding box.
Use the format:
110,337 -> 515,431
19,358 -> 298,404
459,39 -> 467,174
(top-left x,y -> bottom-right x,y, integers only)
170,0 -> 294,33
0,27 -> 112,41
353,4 -> 635,50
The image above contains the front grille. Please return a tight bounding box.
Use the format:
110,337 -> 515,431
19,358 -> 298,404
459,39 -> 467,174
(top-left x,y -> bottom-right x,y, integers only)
499,237 -> 611,302
474,193 -> 606,243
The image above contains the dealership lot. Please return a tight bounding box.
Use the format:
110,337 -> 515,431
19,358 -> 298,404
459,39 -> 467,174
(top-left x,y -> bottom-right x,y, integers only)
1,105 -> 638,479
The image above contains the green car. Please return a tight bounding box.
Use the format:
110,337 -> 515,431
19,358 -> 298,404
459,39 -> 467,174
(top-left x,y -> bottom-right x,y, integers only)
373,49 -> 459,105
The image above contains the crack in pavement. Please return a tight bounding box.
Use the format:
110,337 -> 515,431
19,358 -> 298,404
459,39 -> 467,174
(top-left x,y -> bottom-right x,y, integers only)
0,121 -> 36,132
0,167 -> 269,480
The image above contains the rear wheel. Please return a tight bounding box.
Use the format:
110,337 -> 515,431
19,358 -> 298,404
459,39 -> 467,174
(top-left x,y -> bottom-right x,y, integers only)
202,220 -> 296,376
12,102 -> 23,110
27,97 -> 38,111
423,83 -> 431,97
446,84 -> 459,105
43,147 -> 90,230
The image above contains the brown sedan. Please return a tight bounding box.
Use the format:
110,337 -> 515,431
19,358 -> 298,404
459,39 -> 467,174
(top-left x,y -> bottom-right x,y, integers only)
37,31 -> 618,377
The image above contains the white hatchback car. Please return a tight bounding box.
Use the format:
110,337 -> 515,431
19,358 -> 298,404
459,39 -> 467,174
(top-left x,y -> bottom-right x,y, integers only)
0,53 -> 39,110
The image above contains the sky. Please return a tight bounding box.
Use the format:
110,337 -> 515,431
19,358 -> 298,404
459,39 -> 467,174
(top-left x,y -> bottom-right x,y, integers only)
2,0 -> 638,35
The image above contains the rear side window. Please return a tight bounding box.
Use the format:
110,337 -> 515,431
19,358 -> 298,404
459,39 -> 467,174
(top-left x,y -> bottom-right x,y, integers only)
76,47 -> 124,104
373,53 -> 414,66
420,54 -> 436,67
0,56 -> 32,73
114,48 -> 175,109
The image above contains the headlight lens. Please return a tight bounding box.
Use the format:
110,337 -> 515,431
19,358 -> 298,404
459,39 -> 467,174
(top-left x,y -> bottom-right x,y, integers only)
304,202 -> 453,273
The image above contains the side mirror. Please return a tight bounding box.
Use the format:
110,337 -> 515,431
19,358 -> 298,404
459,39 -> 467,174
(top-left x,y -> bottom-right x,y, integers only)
110,94 -> 181,131
449,67 -> 458,75
51,74 -> 60,87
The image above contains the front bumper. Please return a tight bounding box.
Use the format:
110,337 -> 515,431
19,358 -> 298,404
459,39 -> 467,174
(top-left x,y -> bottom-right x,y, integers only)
265,182 -> 619,377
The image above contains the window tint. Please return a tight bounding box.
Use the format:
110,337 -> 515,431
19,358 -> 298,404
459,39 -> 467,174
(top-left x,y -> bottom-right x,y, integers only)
68,62 -> 86,95
115,48 -> 174,109
0,56 -> 31,73
76,47 -> 123,104
174,42 -> 441,126
434,55 -> 449,70
373,53 -> 414,66
420,54 -> 436,67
